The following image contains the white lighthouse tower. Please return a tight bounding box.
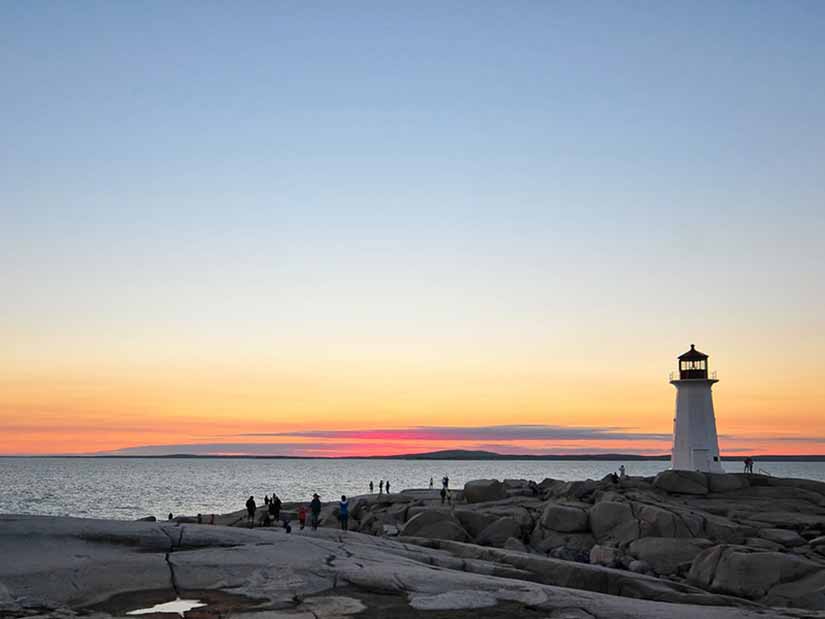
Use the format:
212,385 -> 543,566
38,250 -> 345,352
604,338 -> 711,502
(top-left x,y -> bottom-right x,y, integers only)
670,345 -> 724,473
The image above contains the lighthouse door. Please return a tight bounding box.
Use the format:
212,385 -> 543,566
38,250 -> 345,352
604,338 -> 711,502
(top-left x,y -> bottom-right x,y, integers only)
692,449 -> 711,472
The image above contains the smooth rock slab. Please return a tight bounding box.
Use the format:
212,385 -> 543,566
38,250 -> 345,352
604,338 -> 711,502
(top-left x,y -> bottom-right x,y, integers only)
408,590 -> 498,610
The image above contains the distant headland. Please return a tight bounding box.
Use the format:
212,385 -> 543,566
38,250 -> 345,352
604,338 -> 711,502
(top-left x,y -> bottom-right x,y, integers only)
10,449 -> 825,461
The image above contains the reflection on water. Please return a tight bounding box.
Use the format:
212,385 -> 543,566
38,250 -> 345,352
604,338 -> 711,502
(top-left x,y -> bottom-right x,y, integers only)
127,598 -> 206,616
2,456 -> 824,521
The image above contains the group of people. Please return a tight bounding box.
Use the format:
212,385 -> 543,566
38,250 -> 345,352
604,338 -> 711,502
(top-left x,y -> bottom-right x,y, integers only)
743,457 -> 755,473
367,480 -> 391,494
242,492 -> 351,532
245,493 -> 285,527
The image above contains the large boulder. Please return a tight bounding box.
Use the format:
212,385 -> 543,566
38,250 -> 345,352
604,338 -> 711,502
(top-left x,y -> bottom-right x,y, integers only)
540,504 -> 589,533
635,503 -> 697,538
628,537 -> 712,576
463,479 -> 507,504
653,470 -> 708,495
763,569 -> 825,609
707,473 -> 750,493
588,501 -> 637,542
402,510 -> 470,542
548,480 -> 598,500
688,545 -> 820,600
453,510 -> 499,538
477,517 -> 522,547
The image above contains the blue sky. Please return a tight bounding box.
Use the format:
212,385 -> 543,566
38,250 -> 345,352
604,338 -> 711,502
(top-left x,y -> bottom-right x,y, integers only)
1,3 -> 824,455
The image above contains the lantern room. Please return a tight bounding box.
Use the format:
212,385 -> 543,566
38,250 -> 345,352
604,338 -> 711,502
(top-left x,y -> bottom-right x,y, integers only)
678,344 -> 709,380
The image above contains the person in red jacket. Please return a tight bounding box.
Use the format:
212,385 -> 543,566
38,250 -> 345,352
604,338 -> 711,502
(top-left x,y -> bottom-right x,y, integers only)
298,505 -> 307,530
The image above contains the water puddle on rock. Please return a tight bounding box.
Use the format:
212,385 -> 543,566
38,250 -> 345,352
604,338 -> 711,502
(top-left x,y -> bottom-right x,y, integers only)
127,598 -> 206,616
88,589 -> 264,619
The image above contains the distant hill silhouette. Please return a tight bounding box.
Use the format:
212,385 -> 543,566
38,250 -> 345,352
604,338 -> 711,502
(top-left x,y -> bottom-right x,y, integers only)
43,448 -> 825,461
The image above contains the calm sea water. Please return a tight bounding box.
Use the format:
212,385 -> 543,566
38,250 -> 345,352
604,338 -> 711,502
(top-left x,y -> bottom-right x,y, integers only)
2,457 -> 824,521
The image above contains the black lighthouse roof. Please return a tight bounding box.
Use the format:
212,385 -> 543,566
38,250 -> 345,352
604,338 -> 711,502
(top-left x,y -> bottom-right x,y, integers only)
679,344 -> 708,361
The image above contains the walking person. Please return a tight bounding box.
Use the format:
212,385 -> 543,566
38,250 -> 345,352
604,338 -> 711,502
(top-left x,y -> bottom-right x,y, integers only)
310,493 -> 322,531
245,495 -> 256,528
339,495 -> 349,531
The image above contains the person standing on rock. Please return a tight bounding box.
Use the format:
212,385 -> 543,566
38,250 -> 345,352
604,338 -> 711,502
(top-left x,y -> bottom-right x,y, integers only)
619,465 -> 626,479
369,481 -> 374,493
385,480 -> 390,494
339,495 -> 349,531
379,480 -> 384,494
245,496 -> 256,527
310,493 -> 322,530
298,505 -> 307,530
270,494 -> 282,522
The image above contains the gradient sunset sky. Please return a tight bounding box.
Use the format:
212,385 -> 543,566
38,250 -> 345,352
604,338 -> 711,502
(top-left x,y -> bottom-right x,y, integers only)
2,3 -> 824,457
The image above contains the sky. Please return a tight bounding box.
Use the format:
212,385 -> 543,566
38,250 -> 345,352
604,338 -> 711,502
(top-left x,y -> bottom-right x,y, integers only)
1,2 -> 824,457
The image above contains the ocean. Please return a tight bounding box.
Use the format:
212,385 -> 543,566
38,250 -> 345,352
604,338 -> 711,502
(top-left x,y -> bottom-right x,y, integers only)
3,457 -> 825,521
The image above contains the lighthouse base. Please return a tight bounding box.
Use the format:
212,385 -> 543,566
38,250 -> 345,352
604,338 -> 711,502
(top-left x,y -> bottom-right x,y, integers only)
670,378 -> 724,474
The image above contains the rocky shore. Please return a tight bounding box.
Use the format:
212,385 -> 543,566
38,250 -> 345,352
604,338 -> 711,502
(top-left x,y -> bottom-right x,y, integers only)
3,470 -> 825,617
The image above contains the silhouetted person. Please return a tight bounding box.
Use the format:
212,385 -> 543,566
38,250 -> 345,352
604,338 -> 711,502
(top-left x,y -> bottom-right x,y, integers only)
385,480 -> 390,494
270,494 -> 282,521
379,480 -> 384,494
429,477 -> 434,489
310,493 -> 322,530
369,481 -> 374,493
339,495 -> 349,531
197,513 -> 202,524
264,494 -> 270,505
619,465 -> 626,479
168,513 -> 173,521
246,496 -> 256,527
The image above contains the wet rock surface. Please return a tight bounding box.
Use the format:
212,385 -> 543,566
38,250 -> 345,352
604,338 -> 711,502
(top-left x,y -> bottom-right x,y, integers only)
4,471 -> 825,617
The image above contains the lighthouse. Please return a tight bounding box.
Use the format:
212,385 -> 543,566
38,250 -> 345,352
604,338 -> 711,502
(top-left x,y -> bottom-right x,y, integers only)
670,345 -> 724,473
